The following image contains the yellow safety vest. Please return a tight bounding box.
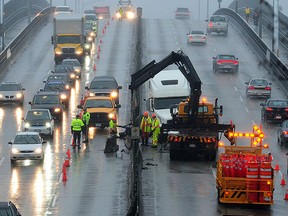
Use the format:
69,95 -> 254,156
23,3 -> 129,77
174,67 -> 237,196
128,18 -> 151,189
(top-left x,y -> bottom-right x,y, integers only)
245,8 -> 250,15
82,112 -> 90,125
140,116 -> 151,132
71,118 -> 84,131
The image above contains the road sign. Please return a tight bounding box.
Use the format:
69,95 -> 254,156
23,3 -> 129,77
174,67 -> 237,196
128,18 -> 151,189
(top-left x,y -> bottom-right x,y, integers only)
131,126 -> 140,139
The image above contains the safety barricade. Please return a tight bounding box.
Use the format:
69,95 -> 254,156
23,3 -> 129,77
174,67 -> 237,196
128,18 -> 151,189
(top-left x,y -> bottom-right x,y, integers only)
259,162 -> 272,203
246,163 -> 259,202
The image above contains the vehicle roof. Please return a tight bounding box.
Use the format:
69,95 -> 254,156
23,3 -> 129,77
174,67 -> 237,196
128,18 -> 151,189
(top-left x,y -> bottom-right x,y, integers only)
34,91 -> 61,96
62,59 -> 80,63
176,7 -> 189,10
91,75 -> 117,82
27,109 -> 50,112
15,131 -> 40,135
86,96 -> 112,100
0,81 -> 21,84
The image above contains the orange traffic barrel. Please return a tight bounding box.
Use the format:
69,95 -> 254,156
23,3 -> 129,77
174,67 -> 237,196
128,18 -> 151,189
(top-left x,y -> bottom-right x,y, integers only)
246,163 -> 259,202
259,162 -> 272,203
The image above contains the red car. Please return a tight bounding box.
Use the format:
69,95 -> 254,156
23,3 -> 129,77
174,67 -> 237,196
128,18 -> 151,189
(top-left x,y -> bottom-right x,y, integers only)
212,54 -> 239,73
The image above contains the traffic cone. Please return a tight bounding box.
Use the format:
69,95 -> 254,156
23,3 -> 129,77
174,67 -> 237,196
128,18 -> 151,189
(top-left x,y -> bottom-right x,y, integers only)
275,160 -> 280,171
93,63 -> 96,71
102,29 -> 105,35
98,46 -> 101,52
284,189 -> 288,200
62,164 -> 68,182
107,20 -> 110,25
64,156 -> 70,167
104,24 -> 107,30
66,149 -> 71,159
281,174 -> 286,186
100,38 -> 103,44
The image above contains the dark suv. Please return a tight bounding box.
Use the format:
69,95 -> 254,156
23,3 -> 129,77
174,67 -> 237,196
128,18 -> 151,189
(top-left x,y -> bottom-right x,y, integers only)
85,76 -> 122,104
29,92 -> 65,120
0,201 -> 21,216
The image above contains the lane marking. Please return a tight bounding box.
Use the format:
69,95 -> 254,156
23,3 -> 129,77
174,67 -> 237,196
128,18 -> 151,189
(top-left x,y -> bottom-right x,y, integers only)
234,86 -> 238,92
245,107 -> 249,113
239,96 -> 243,102
252,120 -> 256,125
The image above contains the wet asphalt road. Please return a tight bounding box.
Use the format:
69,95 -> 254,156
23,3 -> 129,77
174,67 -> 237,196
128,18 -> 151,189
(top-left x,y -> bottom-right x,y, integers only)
0,0 -> 288,215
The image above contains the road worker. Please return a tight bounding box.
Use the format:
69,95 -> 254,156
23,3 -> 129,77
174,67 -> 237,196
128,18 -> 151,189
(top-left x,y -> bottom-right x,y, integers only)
82,108 -> 90,142
71,114 -> 84,149
245,6 -> 251,22
140,111 -> 151,146
151,113 -> 160,148
109,116 -> 118,134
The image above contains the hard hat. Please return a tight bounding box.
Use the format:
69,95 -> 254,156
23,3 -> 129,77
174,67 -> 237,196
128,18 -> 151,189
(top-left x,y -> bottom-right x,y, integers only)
112,116 -> 117,120
143,111 -> 148,116
151,113 -> 156,118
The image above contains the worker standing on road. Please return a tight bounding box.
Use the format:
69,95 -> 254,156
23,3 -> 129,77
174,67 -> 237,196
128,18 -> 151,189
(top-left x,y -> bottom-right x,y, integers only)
109,116 -> 118,134
71,114 -> 84,149
82,108 -> 90,142
253,10 -> 259,26
140,111 -> 151,146
245,6 -> 251,22
151,113 -> 160,148
119,7 -> 123,20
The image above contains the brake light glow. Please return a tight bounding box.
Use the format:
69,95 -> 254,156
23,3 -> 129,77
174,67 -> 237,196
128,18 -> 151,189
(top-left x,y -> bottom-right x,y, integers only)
248,86 -> 255,90
233,61 -> 239,65
283,131 -> 288,135
265,87 -> 271,90
285,108 -> 288,112
189,36 -> 193,39
202,36 -> 207,39
209,22 -> 213,28
265,107 -> 273,111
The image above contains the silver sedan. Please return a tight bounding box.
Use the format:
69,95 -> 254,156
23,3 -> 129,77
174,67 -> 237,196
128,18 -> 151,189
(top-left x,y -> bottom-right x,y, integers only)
187,30 -> 207,45
245,78 -> 272,98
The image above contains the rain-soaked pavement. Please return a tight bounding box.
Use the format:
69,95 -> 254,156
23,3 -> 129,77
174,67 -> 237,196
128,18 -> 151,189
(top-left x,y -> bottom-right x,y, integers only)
0,0 -> 288,215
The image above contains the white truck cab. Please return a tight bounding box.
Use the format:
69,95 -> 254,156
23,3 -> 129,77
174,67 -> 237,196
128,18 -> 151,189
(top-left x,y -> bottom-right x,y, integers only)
148,70 -> 190,125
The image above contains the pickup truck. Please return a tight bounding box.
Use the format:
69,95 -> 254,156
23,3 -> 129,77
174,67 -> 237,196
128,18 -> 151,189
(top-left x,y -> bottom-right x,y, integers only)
207,15 -> 228,36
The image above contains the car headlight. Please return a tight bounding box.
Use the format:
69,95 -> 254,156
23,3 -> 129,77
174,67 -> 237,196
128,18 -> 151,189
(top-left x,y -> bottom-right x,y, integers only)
55,50 -> 62,55
60,94 -> 67,100
0,94 -> 2,98
35,148 -> 42,154
116,12 -> 121,18
89,92 -> 94,97
87,37 -> 93,42
76,50 -> 83,55
24,122 -> 30,128
16,93 -> 23,98
111,91 -> 118,98
70,74 -> 76,79
85,43 -> 91,49
54,108 -> 61,113
99,16 -> 103,19
89,32 -> 95,37
65,84 -> 70,90
74,68 -> 81,73
12,148 -> 19,154
127,11 -> 135,19
108,113 -> 115,119
46,122 -> 51,127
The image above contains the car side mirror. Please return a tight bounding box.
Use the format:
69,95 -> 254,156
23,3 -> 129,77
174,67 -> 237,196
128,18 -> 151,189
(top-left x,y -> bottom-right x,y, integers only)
245,82 -> 248,84
22,88 -> 25,90
43,80 -> 47,83
77,105 -> 83,109
8,142 -> 12,145
29,101 -> 32,105
260,103 -> 264,106
236,57 -> 238,60
205,19 -> 208,22
38,88 -> 43,92
51,70 -> 55,73
116,104 -> 121,108
118,86 -> 122,89
85,86 -> 89,90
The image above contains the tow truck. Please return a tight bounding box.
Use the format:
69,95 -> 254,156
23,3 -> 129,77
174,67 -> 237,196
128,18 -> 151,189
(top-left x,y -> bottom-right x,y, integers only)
129,51 -> 236,161
216,125 -> 274,205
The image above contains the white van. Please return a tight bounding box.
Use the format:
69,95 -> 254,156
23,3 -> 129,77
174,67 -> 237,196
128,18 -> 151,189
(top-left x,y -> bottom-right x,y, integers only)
148,70 -> 190,124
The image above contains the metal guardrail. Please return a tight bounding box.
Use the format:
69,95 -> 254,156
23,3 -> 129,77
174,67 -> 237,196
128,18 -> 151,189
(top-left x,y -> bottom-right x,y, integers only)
214,8 -> 288,93
0,6 -> 55,73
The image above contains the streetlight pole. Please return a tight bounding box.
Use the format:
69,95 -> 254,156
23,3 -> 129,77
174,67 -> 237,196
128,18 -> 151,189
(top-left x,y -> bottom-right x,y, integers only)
273,0 -> 279,57
198,0 -> 200,20
0,0 -> 4,51
259,2 -> 262,38
27,0 -> 31,23
206,0 -> 209,21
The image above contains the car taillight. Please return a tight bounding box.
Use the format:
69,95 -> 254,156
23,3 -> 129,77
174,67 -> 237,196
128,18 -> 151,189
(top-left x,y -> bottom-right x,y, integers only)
265,107 -> 273,111
265,87 -> 271,90
233,61 -> 239,65
209,22 -> 213,28
189,36 -> 193,39
285,108 -> 288,112
283,131 -> 288,135
248,86 -> 255,90
202,36 -> 207,39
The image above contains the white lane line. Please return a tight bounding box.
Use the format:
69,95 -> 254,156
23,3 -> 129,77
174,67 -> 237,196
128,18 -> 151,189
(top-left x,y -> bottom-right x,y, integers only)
252,120 -> 256,125
240,96 -> 243,102
0,157 -> 4,166
234,86 -> 238,92
212,167 -> 217,179
51,195 -> 57,208
245,107 -> 249,113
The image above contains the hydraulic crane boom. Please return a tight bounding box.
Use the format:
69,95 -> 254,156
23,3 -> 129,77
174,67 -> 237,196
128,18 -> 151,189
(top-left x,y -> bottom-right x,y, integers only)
129,50 -> 202,117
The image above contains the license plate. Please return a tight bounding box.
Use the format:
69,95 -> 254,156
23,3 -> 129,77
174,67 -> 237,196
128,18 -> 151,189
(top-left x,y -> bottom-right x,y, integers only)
275,116 -> 281,119
189,144 -> 196,147
217,29 -> 222,31
95,123 -> 101,127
